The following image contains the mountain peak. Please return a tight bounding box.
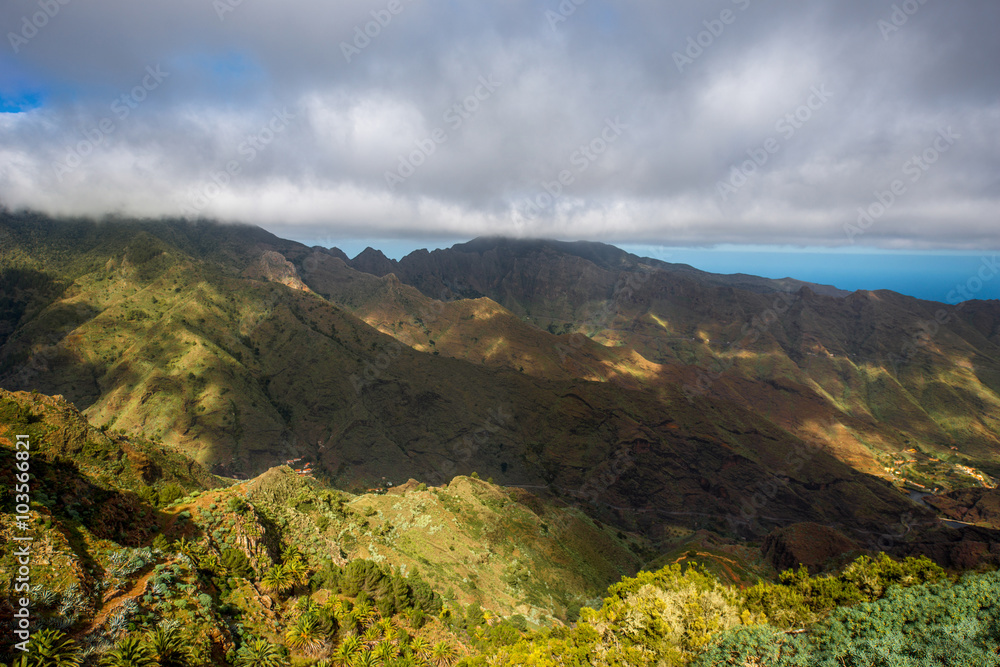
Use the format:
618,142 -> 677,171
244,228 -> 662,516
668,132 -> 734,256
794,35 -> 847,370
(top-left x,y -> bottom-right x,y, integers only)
350,246 -> 396,276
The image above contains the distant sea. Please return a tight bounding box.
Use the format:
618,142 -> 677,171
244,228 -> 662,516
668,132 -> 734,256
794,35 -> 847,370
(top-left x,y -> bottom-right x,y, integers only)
295,234 -> 1000,305
621,246 -> 1000,304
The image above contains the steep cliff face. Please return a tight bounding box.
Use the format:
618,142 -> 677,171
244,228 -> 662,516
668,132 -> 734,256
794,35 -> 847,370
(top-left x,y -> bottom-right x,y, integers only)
242,250 -> 312,292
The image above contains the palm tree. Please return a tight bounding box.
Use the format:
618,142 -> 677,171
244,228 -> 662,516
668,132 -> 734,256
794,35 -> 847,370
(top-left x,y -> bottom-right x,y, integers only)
327,598 -> 350,619
101,637 -> 156,667
284,556 -> 310,588
198,551 -> 220,572
145,626 -> 191,667
429,641 -> 457,667
352,599 -> 377,629
350,651 -> 378,667
361,625 -> 382,649
373,641 -> 399,663
234,638 -> 288,667
172,537 -> 203,563
284,615 -> 328,658
331,636 -> 363,667
408,637 -> 431,665
17,629 -> 82,667
293,595 -> 321,618
260,563 -> 294,598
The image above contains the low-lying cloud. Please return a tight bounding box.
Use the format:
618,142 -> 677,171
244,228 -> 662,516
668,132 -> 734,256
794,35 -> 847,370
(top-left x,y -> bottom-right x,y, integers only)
1,0 -> 998,249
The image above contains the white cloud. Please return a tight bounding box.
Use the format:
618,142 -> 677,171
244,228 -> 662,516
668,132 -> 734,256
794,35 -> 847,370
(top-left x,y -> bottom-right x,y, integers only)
1,0 -> 998,249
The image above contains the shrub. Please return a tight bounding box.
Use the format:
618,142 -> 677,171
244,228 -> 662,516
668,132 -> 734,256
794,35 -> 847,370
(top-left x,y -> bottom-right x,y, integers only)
742,554 -> 946,628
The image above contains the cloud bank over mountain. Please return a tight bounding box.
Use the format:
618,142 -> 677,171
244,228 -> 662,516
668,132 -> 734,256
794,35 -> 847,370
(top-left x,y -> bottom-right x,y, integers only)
1,0 -> 998,249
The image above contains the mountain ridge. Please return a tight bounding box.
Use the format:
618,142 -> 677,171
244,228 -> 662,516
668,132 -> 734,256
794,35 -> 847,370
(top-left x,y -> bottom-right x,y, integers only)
341,235 -> 853,301
3,211 -> 999,557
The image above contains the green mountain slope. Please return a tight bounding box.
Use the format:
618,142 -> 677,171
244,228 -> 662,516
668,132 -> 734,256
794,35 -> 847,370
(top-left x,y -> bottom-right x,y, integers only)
0,214 -> 994,560
0,388 -> 644,663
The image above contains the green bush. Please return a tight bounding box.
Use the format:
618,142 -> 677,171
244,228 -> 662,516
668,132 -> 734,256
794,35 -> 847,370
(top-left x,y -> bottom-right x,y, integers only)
742,553 -> 946,627
695,569 -> 1000,667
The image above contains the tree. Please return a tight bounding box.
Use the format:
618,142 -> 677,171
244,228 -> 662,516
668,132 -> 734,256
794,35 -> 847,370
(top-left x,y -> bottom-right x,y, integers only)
331,636 -> 362,667
235,638 -> 288,667
465,603 -> 485,630
408,570 -> 442,615
350,651 -> 378,667
374,641 -> 399,663
408,637 -> 432,664
352,598 -> 377,629
101,637 -> 156,667
145,626 -> 191,667
260,563 -> 295,598
430,641 -> 457,667
172,537 -> 203,563
361,625 -> 383,649
285,615 -> 329,658
391,574 -> 413,612
220,548 -> 253,579
14,629 -> 82,667
284,556 -> 310,589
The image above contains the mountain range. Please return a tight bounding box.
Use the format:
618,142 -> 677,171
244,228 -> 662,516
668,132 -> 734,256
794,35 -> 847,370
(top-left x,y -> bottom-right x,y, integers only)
2,210 -> 999,556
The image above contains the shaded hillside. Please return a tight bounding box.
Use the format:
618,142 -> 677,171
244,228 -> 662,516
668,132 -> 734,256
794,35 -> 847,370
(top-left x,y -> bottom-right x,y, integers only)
1,213 -> 996,553
0,389 -> 647,663
335,236 -> 1000,491
2,392 -> 998,666
297,249 -> 665,388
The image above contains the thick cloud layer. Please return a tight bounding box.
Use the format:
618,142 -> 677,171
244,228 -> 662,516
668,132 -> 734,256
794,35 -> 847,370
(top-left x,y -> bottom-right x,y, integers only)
1,0 -> 997,249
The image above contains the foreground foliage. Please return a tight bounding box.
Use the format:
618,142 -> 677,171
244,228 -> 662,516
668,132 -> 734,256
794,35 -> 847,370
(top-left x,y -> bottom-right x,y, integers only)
463,556 -> 997,667
695,569 -> 1000,666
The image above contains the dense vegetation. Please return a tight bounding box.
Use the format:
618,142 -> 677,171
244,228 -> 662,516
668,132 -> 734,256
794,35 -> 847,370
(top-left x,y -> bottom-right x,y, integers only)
4,550 -> 997,666
2,390 -> 997,665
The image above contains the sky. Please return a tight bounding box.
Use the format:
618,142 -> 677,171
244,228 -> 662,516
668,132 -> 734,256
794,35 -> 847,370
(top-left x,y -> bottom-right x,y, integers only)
1,0 -> 998,300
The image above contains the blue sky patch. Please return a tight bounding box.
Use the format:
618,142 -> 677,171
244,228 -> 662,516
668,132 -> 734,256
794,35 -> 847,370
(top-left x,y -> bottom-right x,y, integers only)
0,91 -> 42,113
